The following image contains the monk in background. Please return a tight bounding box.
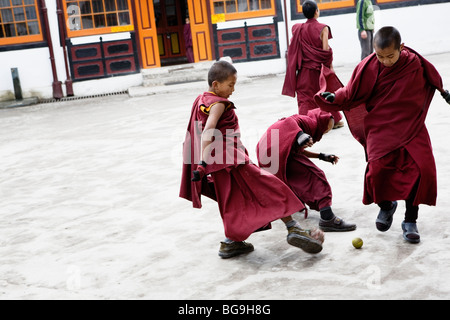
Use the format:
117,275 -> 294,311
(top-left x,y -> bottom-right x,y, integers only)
316,26 -> 450,243
183,18 -> 194,63
282,0 -> 343,128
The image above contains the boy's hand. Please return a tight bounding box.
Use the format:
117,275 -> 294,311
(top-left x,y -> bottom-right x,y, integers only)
296,132 -> 313,148
319,153 -> 339,164
321,92 -> 335,103
360,30 -> 368,40
442,90 -> 450,105
192,161 -> 207,181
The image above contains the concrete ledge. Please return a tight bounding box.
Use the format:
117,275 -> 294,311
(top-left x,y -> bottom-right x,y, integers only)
0,97 -> 39,109
128,76 -> 252,97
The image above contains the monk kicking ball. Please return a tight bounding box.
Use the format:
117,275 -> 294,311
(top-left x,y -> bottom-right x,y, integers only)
180,60 -> 324,259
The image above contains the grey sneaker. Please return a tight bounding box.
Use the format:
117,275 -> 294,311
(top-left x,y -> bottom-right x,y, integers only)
218,241 -> 254,259
401,221 -> 420,244
376,201 -> 398,232
287,226 -> 323,254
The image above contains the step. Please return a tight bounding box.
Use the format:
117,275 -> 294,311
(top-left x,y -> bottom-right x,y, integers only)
142,61 -> 214,87
128,75 -> 252,98
143,69 -> 207,86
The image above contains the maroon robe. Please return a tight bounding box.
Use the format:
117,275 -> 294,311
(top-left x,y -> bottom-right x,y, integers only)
282,19 -> 342,123
314,47 -> 445,206
183,23 -> 194,63
180,92 -> 304,241
256,109 -> 334,215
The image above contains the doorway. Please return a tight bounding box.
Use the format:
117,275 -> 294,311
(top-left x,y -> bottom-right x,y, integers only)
135,0 -> 212,69
153,0 -> 191,66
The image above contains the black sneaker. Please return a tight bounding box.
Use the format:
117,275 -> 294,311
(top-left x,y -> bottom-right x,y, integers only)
218,241 -> 254,259
319,216 -> 356,232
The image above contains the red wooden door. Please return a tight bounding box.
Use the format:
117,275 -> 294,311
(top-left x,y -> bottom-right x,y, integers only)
154,0 -> 187,64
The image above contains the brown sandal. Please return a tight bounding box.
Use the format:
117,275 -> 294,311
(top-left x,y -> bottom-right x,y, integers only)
287,226 -> 323,254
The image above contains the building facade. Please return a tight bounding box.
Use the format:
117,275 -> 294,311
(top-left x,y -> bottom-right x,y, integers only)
1,0 -> 448,101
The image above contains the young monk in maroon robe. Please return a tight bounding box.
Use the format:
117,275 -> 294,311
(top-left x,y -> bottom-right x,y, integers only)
180,60 -> 324,258
256,109 -> 356,232
183,18 -> 194,63
282,0 -> 343,128
315,27 -> 450,243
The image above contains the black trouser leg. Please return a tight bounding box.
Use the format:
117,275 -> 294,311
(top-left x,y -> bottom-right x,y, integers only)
405,181 -> 419,223
405,199 -> 419,223
378,201 -> 394,211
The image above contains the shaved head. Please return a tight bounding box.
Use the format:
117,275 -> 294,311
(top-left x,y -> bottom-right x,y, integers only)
374,26 -> 402,50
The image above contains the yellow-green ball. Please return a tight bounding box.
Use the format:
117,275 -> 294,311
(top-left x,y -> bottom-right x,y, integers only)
352,237 -> 363,249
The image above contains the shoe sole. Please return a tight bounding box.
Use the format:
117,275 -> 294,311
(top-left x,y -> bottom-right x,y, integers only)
287,234 -> 322,254
320,225 -> 357,232
401,223 -> 420,244
218,248 -> 254,259
375,221 -> 392,232
402,234 -> 420,244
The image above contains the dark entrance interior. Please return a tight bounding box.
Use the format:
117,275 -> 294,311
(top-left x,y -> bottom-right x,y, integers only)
153,0 -> 192,66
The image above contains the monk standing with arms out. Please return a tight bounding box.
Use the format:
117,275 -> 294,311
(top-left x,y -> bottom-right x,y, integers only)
316,26 -> 450,243
282,0 -> 343,128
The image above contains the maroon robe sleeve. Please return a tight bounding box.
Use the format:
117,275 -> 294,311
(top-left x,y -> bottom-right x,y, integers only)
314,64 -> 371,150
406,46 -> 444,93
282,24 -> 303,98
314,47 -> 445,158
179,96 -> 203,208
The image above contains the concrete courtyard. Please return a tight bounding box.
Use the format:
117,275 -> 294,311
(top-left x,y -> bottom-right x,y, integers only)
0,51 -> 450,300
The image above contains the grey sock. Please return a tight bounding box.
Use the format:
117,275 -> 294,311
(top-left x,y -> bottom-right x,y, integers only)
224,237 -> 234,244
285,219 -> 300,229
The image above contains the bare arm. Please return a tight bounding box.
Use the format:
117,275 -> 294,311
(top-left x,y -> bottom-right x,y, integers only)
360,30 -> 368,39
321,26 -> 330,51
201,102 -> 226,163
302,149 -> 319,158
321,26 -> 333,71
